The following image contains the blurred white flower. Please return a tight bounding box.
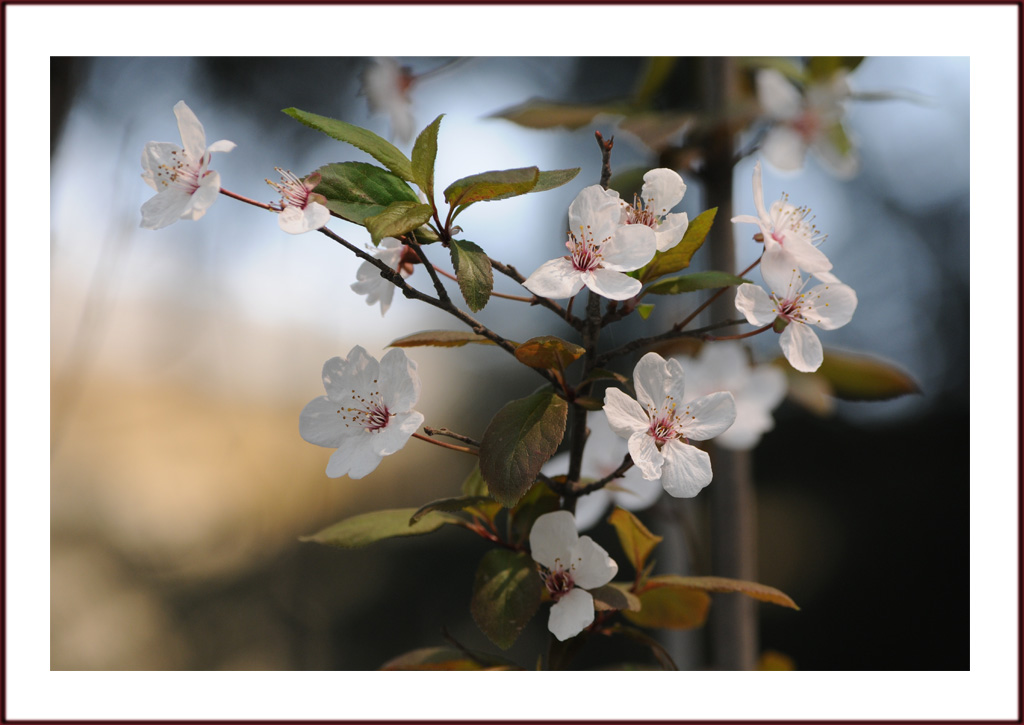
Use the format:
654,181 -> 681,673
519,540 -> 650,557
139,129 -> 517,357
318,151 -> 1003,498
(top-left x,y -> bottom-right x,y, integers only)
299,346 -> 424,479
524,186 -> 656,301
604,353 -> 736,498
756,68 -> 858,178
733,161 -> 836,282
610,168 -> 689,252
350,237 -> 414,316
735,245 -> 857,373
529,511 -> 618,641
677,342 -> 786,451
360,57 -> 416,144
541,411 -> 663,531
140,100 -> 235,230
267,168 -> 330,234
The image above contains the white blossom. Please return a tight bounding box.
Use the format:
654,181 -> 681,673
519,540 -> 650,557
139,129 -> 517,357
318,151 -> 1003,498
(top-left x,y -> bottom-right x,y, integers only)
756,68 -> 858,178
609,168 -> 689,252
140,101 -> 235,230
524,186 -> 656,301
267,168 -> 330,234
677,343 -> 786,451
604,353 -> 736,498
351,237 -> 413,316
735,245 -> 858,373
529,511 -> 618,641
360,57 -> 416,144
733,161 -> 837,282
541,411 -> 663,531
299,346 -> 424,479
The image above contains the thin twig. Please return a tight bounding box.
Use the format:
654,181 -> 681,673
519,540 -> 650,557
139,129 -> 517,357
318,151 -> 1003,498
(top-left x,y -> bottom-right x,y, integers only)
704,323 -> 773,341
412,431 -> 478,456
488,257 -> 582,328
574,454 -> 634,497
670,254 -> 764,333
432,266 -> 534,303
406,235 -> 450,304
219,187 -> 275,211
594,131 -> 614,190
422,426 -> 481,448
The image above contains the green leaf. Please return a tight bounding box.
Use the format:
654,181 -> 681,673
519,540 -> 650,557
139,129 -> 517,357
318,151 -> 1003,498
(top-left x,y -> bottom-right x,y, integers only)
632,57 -> 677,106
815,350 -> 921,401
480,390 -> 568,507
646,270 -> 751,295
443,166 -> 540,207
650,574 -> 799,609
461,466 -> 489,497
514,335 -> 585,370
379,646 -> 517,671
824,121 -> 855,158
300,508 -> 458,548
490,98 -> 625,130
283,107 -> 414,181
591,583 -> 642,612
409,495 -> 494,524
606,623 -> 678,670
639,207 -> 718,283
531,167 -> 581,193
470,549 -> 543,650
364,201 -> 434,246
572,395 -> 604,412
608,507 -> 663,574
622,584 -> 711,630
585,368 -> 631,387
389,330 -> 500,348
314,161 -> 421,225
411,114 -> 443,204
449,239 -> 493,312
637,303 -> 655,320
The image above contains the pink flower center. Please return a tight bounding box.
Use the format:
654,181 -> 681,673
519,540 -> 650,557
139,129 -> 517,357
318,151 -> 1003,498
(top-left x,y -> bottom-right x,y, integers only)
336,380 -> 393,433
625,195 -> 658,229
646,397 -> 693,447
791,109 -> 822,143
565,227 -> 606,273
540,565 -> 575,600
153,149 -> 207,194
268,168 -> 313,210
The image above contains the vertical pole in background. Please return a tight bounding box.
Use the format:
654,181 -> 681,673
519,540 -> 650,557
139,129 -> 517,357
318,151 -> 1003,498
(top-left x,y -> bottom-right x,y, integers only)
703,57 -> 758,671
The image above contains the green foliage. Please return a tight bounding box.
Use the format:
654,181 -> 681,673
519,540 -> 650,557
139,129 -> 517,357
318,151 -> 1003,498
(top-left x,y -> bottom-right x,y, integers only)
814,350 -> 921,401
509,480 -> 561,546
389,330 -> 501,348
283,107 -> 415,181
364,201 -> 434,246
449,239 -> 493,312
651,574 -> 799,609
444,166 -> 540,207
622,582 -> 711,630
313,161 -> 420,225
591,584 -> 642,613
514,336 -> 585,370
824,121 -> 855,157
607,507 -> 663,574
490,98 -> 623,130
409,495 -> 495,525
300,508 -> 458,549
411,114 -> 443,204
461,466 -> 489,497
470,549 -> 543,650
636,303 -> 655,320
638,207 -> 718,283
531,167 -> 582,193
807,56 -> 865,81
480,390 -> 568,507
645,270 -> 751,296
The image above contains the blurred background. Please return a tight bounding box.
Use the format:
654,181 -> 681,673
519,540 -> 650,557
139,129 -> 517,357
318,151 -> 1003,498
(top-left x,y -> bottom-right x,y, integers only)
50,56 -> 969,670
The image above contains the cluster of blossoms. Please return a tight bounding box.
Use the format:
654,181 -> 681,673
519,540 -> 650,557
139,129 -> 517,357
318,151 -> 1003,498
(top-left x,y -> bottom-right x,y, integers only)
138,97 -> 849,647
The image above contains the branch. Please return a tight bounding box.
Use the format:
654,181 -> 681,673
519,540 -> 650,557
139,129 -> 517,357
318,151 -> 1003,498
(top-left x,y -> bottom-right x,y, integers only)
423,426 -> 481,448
488,256 -> 583,329
406,235 -> 450,304
594,131 -> 614,190
574,454 -> 634,497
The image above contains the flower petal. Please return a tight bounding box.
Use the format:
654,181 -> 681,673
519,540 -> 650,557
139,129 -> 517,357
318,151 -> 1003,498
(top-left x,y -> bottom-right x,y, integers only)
139,188 -> 191,230
761,126 -> 808,173
523,258 -> 585,300
603,388 -> 650,438
802,282 -> 858,330
609,469 -> 664,512
326,433 -> 383,479
779,322 -> 823,372
529,511 -> 579,571
769,233 -> 833,275
654,211 -> 688,252
678,391 -> 736,441
206,139 -> 236,154
299,396 -> 347,448
628,430 -> 663,481
572,489 -> 613,532
373,409 -> 424,456
759,245 -> 804,299
750,161 -> 769,223
632,352 -> 670,411
570,535 -> 618,589
548,587 -> 595,641
756,69 -> 803,120
585,268 -> 642,301
641,168 -> 686,216
181,171 -> 221,220
600,224 -> 657,272
568,185 -> 622,242
659,440 -> 714,498
735,282 -> 777,326
173,100 -> 207,160
379,347 -> 421,413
